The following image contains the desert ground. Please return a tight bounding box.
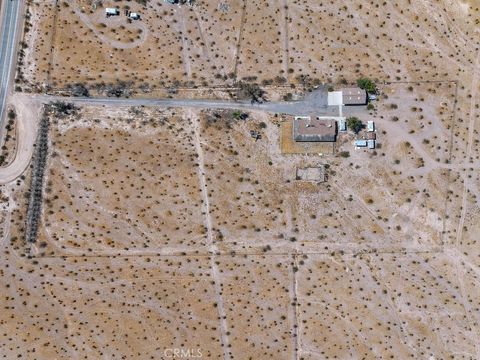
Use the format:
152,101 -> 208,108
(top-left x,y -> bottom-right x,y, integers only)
0,0 -> 480,359
19,0 -> 480,94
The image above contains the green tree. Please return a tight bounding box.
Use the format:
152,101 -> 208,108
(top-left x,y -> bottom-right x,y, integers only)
347,116 -> 364,134
357,78 -> 377,93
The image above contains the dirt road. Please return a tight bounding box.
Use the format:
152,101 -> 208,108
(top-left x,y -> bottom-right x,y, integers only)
0,94 -> 41,185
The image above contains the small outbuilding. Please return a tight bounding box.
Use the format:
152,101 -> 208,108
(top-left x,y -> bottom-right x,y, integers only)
293,116 -> 337,142
354,139 -> 368,148
368,140 -> 376,149
338,118 -> 347,132
328,91 -> 343,106
367,121 -> 375,132
341,87 -> 367,106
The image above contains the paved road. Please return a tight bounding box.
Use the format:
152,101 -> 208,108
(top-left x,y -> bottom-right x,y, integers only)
34,88 -> 339,117
0,0 -> 22,135
0,86 -> 372,185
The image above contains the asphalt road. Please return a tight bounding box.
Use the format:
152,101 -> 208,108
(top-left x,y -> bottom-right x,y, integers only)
0,0 -> 21,134
34,88 -> 338,117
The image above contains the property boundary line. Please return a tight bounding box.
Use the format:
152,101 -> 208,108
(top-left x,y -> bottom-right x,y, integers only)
441,80 -> 460,246
281,0 -> 290,80
31,247 -> 443,259
384,79 -> 459,248
45,0 -> 59,87
232,0 -> 246,82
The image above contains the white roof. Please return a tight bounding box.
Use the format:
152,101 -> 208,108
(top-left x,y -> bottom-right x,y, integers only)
367,121 -> 375,132
105,8 -> 118,13
328,91 -> 343,106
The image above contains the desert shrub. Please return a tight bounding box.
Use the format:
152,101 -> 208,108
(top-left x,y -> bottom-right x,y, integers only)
347,116 -> 364,134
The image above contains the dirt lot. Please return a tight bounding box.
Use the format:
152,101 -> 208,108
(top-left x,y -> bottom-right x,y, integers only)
0,93 -> 478,356
19,96 -> 456,257
1,0 -> 480,358
34,106 -> 206,256
20,0 -> 479,94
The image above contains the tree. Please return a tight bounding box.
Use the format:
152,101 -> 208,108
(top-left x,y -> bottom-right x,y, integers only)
347,116 -> 364,134
357,78 -> 377,93
236,82 -> 266,103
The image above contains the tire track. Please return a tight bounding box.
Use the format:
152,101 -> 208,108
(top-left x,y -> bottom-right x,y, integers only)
191,110 -> 231,360
232,0 -> 247,81
455,49 -> 480,247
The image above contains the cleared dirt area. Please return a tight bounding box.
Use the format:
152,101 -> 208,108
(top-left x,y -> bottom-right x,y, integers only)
0,95 -> 478,356
1,0 -> 479,358
296,252 -> 480,359
20,0 -> 479,94
34,106 -> 206,256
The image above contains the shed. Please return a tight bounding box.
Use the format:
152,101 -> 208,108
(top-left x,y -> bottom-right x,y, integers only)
338,119 -> 347,132
355,139 -> 368,147
368,140 -> 376,149
367,121 -> 375,132
105,8 -> 119,16
293,116 -> 337,142
341,87 -> 367,106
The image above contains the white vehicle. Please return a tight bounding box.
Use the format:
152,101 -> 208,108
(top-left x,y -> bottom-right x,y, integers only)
129,12 -> 140,20
105,8 -> 119,16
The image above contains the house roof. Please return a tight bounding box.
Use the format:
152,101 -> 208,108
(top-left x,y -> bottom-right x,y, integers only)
293,117 -> 337,142
341,87 -> 367,105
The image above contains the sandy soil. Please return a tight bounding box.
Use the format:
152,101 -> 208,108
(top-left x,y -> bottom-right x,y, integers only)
1,0 -> 480,358
19,0 -> 480,93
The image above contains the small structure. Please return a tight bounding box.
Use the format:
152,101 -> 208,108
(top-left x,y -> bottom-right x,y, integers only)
296,166 -> 326,183
367,121 -> 375,132
354,139 -> 368,148
328,91 -> 343,106
293,116 -> 337,142
367,132 -> 376,140
164,0 -> 194,5
105,7 -> 120,17
129,12 -> 140,20
341,87 -> 367,106
338,118 -> 347,132
328,90 -> 344,116
249,130 -> 261,141
368,140 -> 376,149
